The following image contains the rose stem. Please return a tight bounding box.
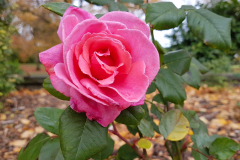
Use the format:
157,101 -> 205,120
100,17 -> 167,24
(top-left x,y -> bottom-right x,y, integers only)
109,122 -> 145,159
187,146 -> 209,158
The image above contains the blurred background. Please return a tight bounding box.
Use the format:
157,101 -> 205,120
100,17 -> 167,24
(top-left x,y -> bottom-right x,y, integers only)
0,0 -> 240,159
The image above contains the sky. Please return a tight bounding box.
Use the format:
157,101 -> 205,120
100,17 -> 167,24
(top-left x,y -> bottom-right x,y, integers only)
73,0 -> 207,47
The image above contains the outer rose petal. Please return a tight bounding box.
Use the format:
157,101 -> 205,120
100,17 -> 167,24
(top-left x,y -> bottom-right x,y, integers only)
70,88 -> 121,127
39,44 -> 70,97
100,11 -> 150,37
116,29 -> 160,84
58,6 -> 96,41
61,15 -> 79,41
103,21 -> 127,34
100,61 -> 149,103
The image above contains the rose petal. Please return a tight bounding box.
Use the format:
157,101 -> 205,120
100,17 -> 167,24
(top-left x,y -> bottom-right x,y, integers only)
104,21 -> 127,34
116,29 -> 160,84
61,15 -> 79,41
63,19 -> 110,68
58,6 -> 96,41
49,73 -> 71,97
100,61 -> 149,102
54,63 -> 108,106
100,11 -> 150,37
39,44 -> 63,73
70,88 -> 121,127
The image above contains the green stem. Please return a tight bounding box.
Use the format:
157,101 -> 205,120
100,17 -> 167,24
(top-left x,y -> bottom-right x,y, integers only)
175,142 -> 182,160
111,122 -> 144,159
165,140 -> 174,158
150,28 -> 156,46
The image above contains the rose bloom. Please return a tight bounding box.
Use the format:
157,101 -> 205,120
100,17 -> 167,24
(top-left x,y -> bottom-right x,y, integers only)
39,7 -> 159,127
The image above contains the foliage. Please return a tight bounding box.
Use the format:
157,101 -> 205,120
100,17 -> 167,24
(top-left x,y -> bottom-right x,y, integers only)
0,0 -> 22,97
18,1 -> 239,160
167,0 -> 240,73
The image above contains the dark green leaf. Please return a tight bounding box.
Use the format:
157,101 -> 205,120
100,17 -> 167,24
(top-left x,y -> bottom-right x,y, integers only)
187,9 -> 232,52
85,0 -> 114,5
127,125 -> 138,135
163,50 -> 192,75
108,2 -> 128,12
115,106 -> 145,125
152,93 -> 167,105
191,58 -> 208,74
182,63 -> 201,89
120,0 -> 144,5
155,68 -> 187,104
141,103 -> 160,133
95,14 -> 104,19
17,133 -> 50,160
192,116 -> 208,135
34,107 -> 64,135
146,2 -> 186,30
92,136 -> 114,160
43,77 -> 70,101
154,40 -> 166,64
39,138 -> 64,160
180,5 -> 195,11
118,144 -> 139,160
191,133 -> 211,149
150,103 -> 162,119
138,119 -> 155,137
209,137 -> 239,160
191,144 -> 209,160
147,82 -> 156,94
42,2 -> 74,16
59,107 -> 108,160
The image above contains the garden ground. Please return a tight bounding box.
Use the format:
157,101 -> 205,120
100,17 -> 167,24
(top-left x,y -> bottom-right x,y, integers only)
1,85 -> 240,159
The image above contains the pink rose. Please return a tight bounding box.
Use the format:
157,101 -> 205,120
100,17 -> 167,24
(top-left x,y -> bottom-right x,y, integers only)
39,6 -> 159,127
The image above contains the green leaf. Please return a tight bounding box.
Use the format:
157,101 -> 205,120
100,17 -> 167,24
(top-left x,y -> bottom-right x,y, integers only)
159,109 -> 189,141
209,137 -> 239,160
146,2 -> 186,30
127,125 -> 138,135
39,138 -> 64,160
150,103 -> 163,119
17,133 -> 50,160
182,63 -> 201,89
191,133 -> 212,149
155,68 -> 187,104
163,50 -> 192,75
191,143 -> 209,160
192,118 -> 208,135
152,93 -> 167,105
141,103 -> 160,134
138,119 -> 155,137
34,107 -> 64,135
118,144 -> 139,160
92,136 -> 114,160
115,106 -> 145,125
59,107 -> 108,160
180,5 -> 195,11
43,77 -> 70,101
138,138 -> 151,149
178,108 -> 199,129
147,82 -> 156,94
120,0 -> 144,5
95,14 -> 104,19
108,2 -> 128,12
42,2 -> 74,16
85,0 -> 113,5
187,9 -> 232,52
191,58 -> 208,74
